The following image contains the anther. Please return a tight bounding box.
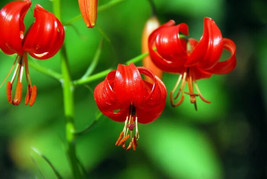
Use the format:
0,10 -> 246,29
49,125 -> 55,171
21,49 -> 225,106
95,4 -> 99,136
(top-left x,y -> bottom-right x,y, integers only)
13,82 -> 22,105
118,135 -> 129,146
6,82 -> 13,104
25,85 -> 37,106
115,132 -> 124,146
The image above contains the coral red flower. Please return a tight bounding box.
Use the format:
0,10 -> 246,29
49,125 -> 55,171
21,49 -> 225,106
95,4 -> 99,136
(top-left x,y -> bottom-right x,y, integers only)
94,63 -> 166,150
0,0 -> 65,106
78,0 -> 98,28
148,17 -> 236,109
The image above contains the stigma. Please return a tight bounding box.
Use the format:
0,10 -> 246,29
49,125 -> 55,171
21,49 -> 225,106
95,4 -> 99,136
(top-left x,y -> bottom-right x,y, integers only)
115,104 -> 139,151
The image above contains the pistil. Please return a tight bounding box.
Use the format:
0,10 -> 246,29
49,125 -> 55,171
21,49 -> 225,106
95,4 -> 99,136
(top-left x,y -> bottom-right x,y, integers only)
115,104 -> 139,151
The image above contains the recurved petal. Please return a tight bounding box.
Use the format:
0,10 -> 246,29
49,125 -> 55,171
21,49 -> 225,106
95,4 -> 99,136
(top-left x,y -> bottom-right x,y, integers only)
206,38 -> 237,74
23,5 -> 65,60
0,0 -> 31,55
94,70 -> 130,122
113,63 -> 148,105
149,20 -> 188,73
187,17 -> 223,69
135,67 -> 167,124
78,0 -> 98,28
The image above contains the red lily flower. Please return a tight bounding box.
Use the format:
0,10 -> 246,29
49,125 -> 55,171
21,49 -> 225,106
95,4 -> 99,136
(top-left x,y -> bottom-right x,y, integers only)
78,0 -> 98,28
94,63 -> 167,150
0,0 -> 65,106
148,17 -> 236,109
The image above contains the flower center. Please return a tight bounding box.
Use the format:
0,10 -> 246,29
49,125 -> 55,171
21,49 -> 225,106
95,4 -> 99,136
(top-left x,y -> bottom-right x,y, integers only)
170,68 -> 210,110
115,104 -> 139,151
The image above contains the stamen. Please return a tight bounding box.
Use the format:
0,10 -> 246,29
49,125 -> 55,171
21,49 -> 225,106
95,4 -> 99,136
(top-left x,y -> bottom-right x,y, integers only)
116,105 -> 139,151
13,82 -> 22,105
194,81 -> 211,103
0,56 -> 19,88
6,82 -> 13,104
135,116 -> 139,140
132,137 -> 136,151
115,132 -> 124,146
25,85 -> 31,105
118,135 -> 129,146
29,85 -> 37,106
170,72 -> 187,107
187,74 -> 197,110
126,139 -> 133,151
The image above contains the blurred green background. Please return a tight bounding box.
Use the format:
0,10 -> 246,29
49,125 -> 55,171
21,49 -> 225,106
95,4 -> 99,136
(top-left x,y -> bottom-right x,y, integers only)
0,0 -> 266,178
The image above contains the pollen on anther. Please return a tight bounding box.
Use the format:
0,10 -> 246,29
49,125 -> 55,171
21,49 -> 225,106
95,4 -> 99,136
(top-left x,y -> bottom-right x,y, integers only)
29,85 -> 37,106
6,82 -> 12,104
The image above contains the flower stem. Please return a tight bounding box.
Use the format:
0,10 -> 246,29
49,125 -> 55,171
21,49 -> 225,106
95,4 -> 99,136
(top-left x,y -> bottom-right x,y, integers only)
28,60 -> 62,80
73,51 -> 149,86
52,0 -> 82,178
64,0 -> 126,26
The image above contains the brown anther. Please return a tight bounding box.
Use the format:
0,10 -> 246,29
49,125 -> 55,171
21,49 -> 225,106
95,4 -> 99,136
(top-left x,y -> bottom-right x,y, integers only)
122,143 -> 126,148
29,85 -> 37,106
118,134 -> 129,146
13,82 -> 22,105
25,85 -> 31,105
6,82 -> 13,104
115,132 -> 124,146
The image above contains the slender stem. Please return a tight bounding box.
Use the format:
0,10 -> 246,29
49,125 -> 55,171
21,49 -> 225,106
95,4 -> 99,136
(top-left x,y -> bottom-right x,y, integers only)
98,0 -> 125,12
73,51 -> 149,86
52,0 -> 82,178
148,0 -> 157,16
126,52 -> 149,65
28,60 -> 62,80
75,113 -> 103,136
64,0 -> 126,26
73,69 -> 112,86
81,39 -> 103,79
61,45 -> 82,179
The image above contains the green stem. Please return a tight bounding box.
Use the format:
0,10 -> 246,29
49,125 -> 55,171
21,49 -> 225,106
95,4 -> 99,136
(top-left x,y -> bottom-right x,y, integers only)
61,45 -> 82,179
126,52 -> 149,65
52,0 -> 82,178
73,69 -> 112,86
73,51 -> 148,86
28,60 -> 62,80
64,0 -> 126,26
81,39 -> 103,79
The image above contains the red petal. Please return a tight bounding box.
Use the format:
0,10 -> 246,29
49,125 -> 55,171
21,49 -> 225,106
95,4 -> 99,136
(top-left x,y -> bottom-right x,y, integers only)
94,64 -> 166,124
148,20 -> 188,73
113,63 -> 148,106
78,0 -> 98,28
0,0 -> 31,55
206,38 -> 237,74
187,17 -> 223,69
23,5 -> 65,59
136,67 -> 167,124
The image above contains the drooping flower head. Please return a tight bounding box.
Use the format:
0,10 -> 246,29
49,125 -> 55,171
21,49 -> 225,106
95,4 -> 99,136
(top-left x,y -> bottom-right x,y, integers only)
0,0 -> 65,106
148,17 -> 236,110
78,0 -> 98,28
94,63 -> 167,150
